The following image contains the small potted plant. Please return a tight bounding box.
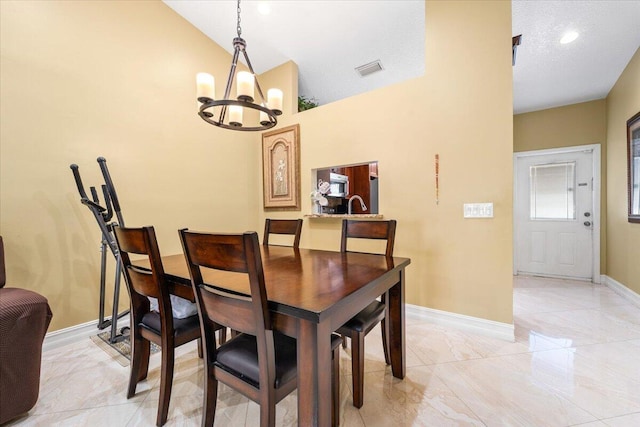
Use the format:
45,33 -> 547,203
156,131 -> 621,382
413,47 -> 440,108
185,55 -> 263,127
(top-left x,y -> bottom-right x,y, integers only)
298,95 -> 319,112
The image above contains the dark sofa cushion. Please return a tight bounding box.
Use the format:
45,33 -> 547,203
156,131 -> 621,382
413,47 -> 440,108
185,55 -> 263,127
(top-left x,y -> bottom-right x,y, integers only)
0,287 -> 52,424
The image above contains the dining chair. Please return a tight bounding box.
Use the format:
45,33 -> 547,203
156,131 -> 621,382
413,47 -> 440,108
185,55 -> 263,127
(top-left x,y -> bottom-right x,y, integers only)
114,225 -> 216,426
336,219 -> 397,408
179,229 -> 341,426
263,218 -> 303,248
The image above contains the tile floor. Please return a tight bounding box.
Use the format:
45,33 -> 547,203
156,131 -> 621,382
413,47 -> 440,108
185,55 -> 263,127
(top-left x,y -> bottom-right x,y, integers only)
6,276 -> 640,426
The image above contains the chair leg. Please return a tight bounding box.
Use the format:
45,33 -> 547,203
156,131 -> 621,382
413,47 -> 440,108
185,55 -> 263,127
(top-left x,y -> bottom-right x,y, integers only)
341,334 -> 347,349
202,364 -> 218,427
156,345 -> 175,426
197,337 -> 203,359
138,338 -> 151,383
380,292 -> 390,365
260,394 -> 277,427
381,318 -> 390,365
218,328 -> 227,345
332,346 -> 340,427
128,334 -> 150,398
351,332 -> 365,408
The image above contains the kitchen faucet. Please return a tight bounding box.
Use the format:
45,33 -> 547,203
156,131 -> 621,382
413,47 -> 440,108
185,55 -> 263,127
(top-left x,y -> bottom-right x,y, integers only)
348,195 -> 367,214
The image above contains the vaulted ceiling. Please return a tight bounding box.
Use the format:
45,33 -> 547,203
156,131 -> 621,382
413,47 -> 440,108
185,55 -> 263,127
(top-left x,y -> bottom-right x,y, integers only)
165,0 -> 640,114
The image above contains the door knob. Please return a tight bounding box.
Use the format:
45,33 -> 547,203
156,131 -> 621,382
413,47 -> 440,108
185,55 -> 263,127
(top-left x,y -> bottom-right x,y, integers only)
584,212 -> 591,217
584,221 -> 592,226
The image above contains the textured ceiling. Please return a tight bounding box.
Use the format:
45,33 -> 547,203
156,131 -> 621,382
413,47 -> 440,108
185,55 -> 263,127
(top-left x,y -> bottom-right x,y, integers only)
512,0 -> 640,113
164,0 -> 640,114
164,0 -> 425,106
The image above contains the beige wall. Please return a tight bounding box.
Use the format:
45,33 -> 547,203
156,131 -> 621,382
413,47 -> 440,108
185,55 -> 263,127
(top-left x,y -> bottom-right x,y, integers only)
0,0 -> 259,331
514,100 -> 607,152
1,0 -> 515,331
606,48 -> 640,293
259,0 -> 514,323
513,100 -> 608,273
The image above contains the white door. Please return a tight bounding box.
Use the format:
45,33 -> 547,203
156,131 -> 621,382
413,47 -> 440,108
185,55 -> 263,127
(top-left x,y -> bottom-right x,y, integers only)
515,147 -> 598,281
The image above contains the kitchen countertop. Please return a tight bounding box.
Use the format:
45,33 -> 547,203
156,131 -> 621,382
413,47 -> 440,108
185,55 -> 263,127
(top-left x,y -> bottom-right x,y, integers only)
304,214 -> 384,219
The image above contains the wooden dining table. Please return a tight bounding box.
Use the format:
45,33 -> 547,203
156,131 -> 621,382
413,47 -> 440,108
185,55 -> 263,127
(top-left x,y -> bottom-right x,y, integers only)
155,245 -> 411,427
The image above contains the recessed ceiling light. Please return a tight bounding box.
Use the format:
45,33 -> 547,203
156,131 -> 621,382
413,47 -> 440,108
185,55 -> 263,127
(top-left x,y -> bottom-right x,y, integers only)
560,31 -> 579,44
257,2 -> 270,15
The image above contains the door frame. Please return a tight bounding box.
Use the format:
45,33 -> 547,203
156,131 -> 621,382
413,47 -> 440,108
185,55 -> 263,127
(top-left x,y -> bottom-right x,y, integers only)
513,144 -> 601,283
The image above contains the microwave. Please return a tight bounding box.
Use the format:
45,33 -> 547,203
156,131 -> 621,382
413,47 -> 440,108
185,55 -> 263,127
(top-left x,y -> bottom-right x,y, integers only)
329,172 -> 349,197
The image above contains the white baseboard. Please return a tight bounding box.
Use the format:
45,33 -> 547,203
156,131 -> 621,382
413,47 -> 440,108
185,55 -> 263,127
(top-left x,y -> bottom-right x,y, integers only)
46,305 -> 515,353
405,304 -> 515,342
43,317 -> 130,352
603,275 -> 640,308
45,279 -> 634,353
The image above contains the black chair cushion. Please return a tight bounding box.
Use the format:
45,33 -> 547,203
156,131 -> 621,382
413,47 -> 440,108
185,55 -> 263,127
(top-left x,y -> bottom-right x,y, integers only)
215,332 -> 297,389
140,311 -> 200,337
337,300 -> 385,334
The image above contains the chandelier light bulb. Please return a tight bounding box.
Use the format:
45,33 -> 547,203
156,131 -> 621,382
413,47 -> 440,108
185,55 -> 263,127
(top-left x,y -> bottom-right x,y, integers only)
267,88 -> 283,114
196,73 -> 215,101
236,71 -> 255,102
229,105 -> 243,127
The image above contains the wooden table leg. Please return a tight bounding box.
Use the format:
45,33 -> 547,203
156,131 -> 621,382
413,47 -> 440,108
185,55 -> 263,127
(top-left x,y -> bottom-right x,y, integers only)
388,268 -> 406,379
297,319 -> 332,427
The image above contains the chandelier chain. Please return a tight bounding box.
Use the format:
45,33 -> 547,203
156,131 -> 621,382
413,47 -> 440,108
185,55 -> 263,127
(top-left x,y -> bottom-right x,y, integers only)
236,0 -> 242,37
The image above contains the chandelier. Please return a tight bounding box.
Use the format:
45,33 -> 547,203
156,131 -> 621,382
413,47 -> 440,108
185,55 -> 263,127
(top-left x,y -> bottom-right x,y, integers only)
196,0 -> 282,131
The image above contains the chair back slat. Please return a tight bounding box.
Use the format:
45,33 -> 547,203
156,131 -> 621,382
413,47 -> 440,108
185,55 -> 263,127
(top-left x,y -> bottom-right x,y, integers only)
263,218 -> 303,248
199,287 -> 257,335
341,219 -> 397,256
181,232 -> 249,273
115,227 -> 151,255
126,266 -> 161,299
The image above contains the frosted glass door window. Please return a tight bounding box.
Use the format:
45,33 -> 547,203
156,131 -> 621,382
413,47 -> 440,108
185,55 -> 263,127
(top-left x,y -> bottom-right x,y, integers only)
530,162 -> 576,220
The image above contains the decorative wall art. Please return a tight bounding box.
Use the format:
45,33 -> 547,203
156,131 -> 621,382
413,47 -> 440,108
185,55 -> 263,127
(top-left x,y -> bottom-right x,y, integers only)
262,124 -> 301,210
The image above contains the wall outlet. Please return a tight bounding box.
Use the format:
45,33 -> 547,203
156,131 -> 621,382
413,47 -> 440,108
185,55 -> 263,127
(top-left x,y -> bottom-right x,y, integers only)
464,203 -> 494,218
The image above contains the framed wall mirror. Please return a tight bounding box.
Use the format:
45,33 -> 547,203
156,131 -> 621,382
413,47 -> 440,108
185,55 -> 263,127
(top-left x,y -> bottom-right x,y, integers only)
628,112 -> 640,223
312,162 -> 379,214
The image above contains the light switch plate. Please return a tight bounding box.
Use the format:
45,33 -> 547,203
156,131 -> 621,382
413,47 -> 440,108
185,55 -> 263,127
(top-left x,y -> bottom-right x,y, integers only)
464,203 -> 494,218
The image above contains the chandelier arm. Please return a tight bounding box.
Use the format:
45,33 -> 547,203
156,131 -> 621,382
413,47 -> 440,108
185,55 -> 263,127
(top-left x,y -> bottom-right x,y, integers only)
241,50 -> 267,106
223,47 -> 241,100
219,46 -> 242,125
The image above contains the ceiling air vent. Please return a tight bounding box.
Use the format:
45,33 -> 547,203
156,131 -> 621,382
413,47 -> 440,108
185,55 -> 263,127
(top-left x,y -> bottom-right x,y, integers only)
355,60 -> 384,77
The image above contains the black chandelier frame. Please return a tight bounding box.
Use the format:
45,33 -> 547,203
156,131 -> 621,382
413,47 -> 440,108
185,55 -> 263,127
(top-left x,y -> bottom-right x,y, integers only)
197,2 -> 282,132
